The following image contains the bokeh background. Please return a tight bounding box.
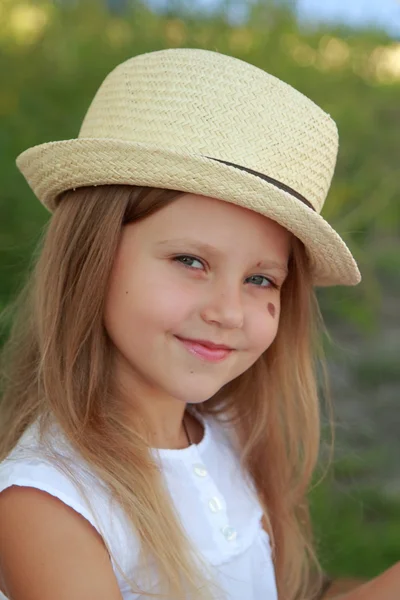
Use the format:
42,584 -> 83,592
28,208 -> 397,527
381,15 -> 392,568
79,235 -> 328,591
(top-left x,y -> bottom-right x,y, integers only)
0,0 -> 399,583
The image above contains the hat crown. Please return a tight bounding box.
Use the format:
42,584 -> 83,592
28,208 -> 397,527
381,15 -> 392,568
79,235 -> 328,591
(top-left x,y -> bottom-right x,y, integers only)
79,48 -> 338,213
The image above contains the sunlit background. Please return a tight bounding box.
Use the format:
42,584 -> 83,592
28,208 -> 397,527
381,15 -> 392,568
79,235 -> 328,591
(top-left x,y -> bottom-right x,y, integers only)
0,0 -> 399,585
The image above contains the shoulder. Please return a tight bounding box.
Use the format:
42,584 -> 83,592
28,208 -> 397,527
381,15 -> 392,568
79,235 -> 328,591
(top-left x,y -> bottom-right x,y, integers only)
0,421 -> 136,597
0,484 -> 122,599
0,422 -> 103,535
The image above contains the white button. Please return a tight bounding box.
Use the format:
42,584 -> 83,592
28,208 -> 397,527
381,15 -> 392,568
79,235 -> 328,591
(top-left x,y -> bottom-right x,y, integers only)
193,463 -> 208,477
208,496 -> 222,513
221,526 -> 237,541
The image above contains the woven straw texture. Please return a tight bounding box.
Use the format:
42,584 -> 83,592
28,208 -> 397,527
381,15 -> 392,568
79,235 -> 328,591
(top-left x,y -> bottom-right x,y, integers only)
16,47 -> 360,286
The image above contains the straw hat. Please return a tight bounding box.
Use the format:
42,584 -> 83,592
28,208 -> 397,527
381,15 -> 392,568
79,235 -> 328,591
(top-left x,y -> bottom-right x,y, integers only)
16,47 -> 360,287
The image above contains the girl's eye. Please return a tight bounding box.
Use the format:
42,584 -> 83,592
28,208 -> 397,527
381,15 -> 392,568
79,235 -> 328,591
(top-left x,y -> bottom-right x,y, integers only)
173,255 -> 205,270
173,255 -> 278,289
247,275 -> 278,289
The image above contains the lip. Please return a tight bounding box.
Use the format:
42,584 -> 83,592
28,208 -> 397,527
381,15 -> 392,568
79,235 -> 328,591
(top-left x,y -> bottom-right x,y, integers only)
175,336 -> 234,362
177,337 -> 233,351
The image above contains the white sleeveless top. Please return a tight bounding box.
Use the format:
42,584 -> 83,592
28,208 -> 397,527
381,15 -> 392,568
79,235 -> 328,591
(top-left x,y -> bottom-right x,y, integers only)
0,410 -> 277,600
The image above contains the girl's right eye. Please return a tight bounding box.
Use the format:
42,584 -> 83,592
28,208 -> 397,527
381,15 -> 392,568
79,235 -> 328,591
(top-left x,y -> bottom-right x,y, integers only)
173,255 -> 205,270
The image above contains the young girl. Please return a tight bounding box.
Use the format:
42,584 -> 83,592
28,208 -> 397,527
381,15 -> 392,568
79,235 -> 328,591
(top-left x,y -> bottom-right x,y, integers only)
0,48 -> 398,600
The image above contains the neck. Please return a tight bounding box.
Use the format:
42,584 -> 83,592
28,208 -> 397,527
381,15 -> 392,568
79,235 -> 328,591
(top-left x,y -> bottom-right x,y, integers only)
183,411 -> 191,446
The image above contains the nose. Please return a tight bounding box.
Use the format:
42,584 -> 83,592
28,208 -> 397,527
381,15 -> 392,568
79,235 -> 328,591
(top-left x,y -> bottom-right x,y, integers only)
200,280 -> 244,329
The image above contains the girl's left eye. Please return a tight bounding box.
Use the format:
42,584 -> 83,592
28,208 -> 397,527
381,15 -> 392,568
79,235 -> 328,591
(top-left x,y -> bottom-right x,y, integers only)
173,255 -> 278,289
247,274 -> 277,289
173,255 -> 204,269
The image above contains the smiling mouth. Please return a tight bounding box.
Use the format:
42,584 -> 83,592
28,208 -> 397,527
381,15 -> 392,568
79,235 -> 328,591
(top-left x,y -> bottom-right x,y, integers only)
175,336 -> 234,362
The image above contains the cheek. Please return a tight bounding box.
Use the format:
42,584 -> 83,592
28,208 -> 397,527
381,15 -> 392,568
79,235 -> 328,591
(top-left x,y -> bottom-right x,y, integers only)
150,286 -> 196,331
104,264 -> 197,338
247,300 -> 281,353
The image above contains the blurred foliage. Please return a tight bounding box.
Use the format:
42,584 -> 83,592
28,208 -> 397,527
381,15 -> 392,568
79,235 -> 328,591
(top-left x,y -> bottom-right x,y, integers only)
352,353 -> 400,388
310,476 -> 400,577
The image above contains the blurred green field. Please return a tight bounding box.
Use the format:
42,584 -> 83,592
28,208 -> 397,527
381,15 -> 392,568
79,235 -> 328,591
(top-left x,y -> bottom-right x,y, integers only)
311,465 -> 400,578
1,0 -> 399,582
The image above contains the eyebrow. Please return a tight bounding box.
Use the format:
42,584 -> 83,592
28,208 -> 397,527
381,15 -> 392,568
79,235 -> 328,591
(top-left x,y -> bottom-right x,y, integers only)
155,238 -> 289,275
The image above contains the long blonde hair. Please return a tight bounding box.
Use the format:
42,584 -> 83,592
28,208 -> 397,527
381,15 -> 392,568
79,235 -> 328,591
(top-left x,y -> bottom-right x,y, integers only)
0,184 -> 330,600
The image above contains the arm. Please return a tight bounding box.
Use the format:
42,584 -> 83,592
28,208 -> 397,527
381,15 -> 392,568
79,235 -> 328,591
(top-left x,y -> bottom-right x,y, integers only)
0,486 -> 123,600
328,562 -> 400,600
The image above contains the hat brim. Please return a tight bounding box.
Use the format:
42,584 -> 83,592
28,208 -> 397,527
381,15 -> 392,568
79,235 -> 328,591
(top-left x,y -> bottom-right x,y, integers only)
16,138 -> 361,287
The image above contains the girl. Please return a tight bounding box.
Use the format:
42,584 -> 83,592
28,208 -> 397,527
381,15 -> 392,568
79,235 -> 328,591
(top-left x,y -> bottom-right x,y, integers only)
0,48 -> 398,600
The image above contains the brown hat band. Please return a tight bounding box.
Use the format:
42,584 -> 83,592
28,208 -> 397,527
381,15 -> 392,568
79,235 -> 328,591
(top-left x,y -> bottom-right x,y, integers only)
205,155 -> 315,211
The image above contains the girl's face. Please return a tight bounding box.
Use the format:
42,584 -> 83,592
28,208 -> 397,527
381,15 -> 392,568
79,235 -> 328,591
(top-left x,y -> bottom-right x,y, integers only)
104,194 -> 290,408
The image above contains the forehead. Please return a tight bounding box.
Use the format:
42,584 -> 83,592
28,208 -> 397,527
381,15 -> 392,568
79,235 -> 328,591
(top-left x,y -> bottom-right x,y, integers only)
146,193 -> 289,241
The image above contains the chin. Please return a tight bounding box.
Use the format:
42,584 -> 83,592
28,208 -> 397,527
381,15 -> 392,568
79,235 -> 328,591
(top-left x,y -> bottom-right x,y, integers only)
165,379 -> 227,405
